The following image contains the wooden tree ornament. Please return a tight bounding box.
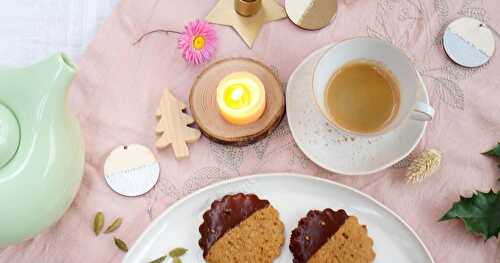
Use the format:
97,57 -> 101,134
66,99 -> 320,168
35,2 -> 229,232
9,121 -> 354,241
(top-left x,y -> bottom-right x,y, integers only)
155,88 -> 201,159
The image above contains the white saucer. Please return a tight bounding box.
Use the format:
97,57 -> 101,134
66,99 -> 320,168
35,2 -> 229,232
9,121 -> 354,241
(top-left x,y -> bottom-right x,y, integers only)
286,44 -> 429,176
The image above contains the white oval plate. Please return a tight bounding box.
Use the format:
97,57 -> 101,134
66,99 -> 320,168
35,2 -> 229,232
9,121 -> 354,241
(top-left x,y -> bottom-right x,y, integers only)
287,43 -> 429,175
124,174 -> 434,263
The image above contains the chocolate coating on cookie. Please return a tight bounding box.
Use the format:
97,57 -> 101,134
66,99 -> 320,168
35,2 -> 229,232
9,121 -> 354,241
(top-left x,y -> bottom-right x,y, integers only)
199,193 -> 270,257
290,209 -> 349,263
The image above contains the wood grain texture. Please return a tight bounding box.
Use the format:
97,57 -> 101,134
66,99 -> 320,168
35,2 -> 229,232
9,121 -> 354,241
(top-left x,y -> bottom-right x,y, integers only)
156,89 -> 201,159
189,58 -> 285,146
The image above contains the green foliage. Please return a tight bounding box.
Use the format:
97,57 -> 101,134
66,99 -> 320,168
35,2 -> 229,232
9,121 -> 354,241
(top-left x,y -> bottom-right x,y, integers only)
482,142 -> 500,180
441,190 -> 500,240
482,143 -> 500,158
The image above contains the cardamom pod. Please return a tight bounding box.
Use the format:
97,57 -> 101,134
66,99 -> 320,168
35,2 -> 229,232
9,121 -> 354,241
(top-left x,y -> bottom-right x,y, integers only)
168,247 -> 188,257
114,237 -> 129,252
173,257 -> 182,263
149,255 -> 167,263
93,212 -> 105,236
104,217 -> 123,234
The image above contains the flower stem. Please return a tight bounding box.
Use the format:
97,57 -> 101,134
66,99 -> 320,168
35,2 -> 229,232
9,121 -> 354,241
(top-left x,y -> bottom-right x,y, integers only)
133,29 -> 182,45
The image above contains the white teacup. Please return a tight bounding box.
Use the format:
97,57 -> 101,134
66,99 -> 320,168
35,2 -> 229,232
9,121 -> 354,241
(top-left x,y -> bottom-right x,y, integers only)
313,37 -> 435,137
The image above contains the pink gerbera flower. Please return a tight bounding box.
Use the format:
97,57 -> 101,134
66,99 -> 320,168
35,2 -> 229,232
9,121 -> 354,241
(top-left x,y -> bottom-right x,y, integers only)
178,20 -> 217,65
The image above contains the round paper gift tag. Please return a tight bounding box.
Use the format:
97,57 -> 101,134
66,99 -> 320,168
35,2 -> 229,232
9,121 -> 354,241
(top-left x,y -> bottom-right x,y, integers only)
104,144 -> 160,197
443,17 -> 496,68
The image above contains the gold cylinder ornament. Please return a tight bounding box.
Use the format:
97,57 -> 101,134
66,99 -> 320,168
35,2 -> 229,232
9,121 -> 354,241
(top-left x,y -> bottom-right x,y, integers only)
235,0 -> 262,17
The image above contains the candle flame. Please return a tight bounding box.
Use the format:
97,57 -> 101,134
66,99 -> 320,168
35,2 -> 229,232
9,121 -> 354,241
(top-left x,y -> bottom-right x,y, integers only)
224,83 -> 251,109
216,71 -> 266,125
231,86 -> 245,101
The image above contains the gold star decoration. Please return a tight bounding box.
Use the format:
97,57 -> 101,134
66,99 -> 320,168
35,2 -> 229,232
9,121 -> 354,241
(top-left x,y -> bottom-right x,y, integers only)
206,0 -> 287,48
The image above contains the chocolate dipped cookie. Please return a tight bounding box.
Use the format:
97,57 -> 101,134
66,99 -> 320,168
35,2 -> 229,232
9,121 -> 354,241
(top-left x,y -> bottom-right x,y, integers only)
199,193 -> 285,263
290,209 -> 375,263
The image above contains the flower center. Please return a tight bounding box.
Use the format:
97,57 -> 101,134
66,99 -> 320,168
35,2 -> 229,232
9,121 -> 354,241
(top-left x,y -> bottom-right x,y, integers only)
193,36 -> 205,50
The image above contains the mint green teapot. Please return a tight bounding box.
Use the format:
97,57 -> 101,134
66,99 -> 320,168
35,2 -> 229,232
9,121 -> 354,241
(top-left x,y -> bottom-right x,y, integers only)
0,54 -> 85,246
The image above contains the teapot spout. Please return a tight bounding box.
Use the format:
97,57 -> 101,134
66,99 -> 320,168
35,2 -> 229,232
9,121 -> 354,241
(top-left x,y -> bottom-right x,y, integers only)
46,53 -> 77,95
23,53 -> 77,111
59,53 -> 77,74
0,53 -> 77,104
0,53 -> 78,137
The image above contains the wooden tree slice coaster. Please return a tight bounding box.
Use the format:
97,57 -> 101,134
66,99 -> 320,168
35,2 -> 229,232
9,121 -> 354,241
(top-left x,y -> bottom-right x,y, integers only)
190,58 -> 285,146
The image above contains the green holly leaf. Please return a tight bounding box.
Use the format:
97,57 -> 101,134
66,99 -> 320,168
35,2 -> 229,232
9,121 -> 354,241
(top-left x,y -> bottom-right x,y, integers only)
440,190 -> 500,240
482,143 -> 500,158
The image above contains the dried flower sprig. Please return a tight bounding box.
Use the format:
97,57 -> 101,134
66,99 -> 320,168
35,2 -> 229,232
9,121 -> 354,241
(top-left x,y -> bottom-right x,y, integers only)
406,149 -> 442,184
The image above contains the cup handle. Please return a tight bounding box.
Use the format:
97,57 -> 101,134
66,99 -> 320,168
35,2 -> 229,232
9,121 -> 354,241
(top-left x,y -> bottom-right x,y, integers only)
410,102 -> 435,121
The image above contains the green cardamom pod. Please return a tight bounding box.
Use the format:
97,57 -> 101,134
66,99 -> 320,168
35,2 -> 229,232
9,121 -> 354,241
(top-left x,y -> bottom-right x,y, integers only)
173,257 -> 182,263
114,237 -> 129,252
168,247 -> 188,257
149,255 -> 167,263
93,212 -> 105,236
104,217 -> 123,234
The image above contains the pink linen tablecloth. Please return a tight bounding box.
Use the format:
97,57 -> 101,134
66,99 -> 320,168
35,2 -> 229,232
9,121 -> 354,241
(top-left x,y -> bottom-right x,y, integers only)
1,0 -> 500,262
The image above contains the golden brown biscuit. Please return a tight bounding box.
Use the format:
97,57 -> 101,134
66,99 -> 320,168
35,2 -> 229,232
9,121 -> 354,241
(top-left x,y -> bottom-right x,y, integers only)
290,209 -> 375,263
199,193 -> 285,263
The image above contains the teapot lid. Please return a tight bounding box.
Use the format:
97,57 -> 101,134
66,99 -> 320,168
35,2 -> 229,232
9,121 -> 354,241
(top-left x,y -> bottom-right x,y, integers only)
0,103 -> 20,169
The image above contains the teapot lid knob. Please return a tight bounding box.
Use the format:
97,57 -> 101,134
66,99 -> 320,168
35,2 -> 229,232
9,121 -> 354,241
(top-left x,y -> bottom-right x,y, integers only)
0,103 -> 20,169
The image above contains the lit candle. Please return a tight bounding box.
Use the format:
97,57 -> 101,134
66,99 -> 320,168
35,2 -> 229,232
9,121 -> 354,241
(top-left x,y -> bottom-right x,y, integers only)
216,72 -> 266,125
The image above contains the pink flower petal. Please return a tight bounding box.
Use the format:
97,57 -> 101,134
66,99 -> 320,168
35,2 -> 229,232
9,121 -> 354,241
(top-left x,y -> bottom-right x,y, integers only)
178,20 -> 218,65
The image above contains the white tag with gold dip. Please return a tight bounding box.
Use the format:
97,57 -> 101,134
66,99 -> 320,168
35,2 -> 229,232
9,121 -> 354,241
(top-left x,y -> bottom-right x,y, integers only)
286,0 -> 337,30
104,144 -> 160,197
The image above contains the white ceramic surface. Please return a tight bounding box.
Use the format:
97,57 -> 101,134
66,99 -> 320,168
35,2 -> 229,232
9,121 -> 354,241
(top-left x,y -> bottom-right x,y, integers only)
313,37 -> 434,137
124,174 -> 434,263
287,43 -> 429,175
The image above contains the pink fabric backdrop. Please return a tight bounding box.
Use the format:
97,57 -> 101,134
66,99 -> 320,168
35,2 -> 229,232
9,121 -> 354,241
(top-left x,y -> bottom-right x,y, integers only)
2,0 -> 500,262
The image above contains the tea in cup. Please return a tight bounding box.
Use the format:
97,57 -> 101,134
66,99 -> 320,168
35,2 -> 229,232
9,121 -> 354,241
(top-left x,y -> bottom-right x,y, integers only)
313,37 -> 434,136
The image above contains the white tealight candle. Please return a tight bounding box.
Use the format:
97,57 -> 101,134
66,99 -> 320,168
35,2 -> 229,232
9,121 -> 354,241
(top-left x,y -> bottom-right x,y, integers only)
216,72 -> 266,125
